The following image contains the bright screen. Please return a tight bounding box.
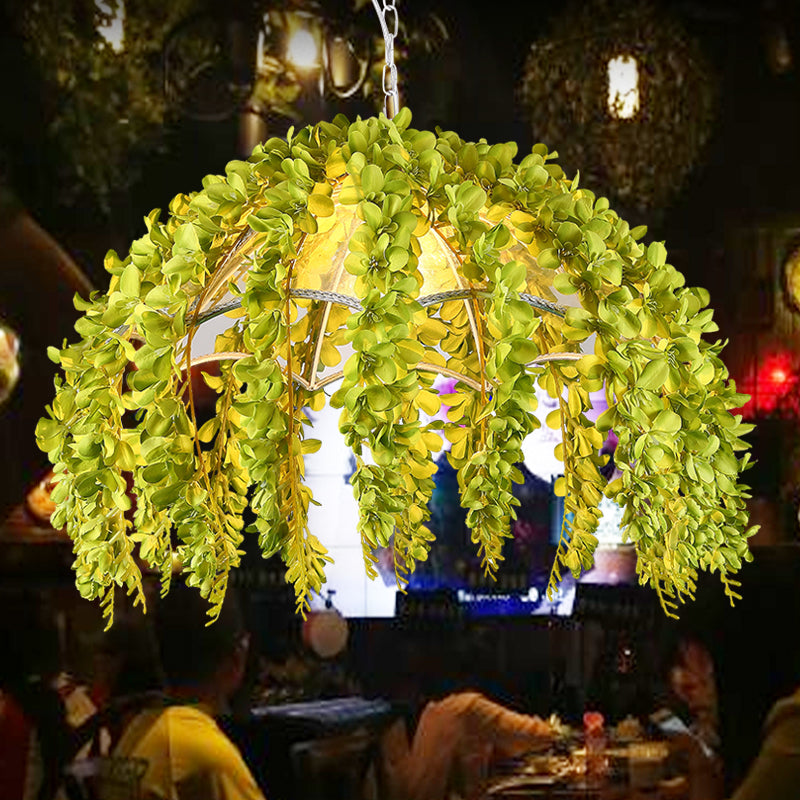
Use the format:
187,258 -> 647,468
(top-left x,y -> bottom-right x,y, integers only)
188,279 -> 631,619
305,378 -> 630,618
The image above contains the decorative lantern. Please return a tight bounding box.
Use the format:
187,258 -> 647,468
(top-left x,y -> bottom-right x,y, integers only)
37,1 -> 755,626
520,0 -> 715,216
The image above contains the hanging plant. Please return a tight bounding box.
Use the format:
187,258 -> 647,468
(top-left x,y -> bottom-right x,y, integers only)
14,0 -> 193,210
37,110 -> 756,626
519,0 -> 715,216
13,0 -> 446,212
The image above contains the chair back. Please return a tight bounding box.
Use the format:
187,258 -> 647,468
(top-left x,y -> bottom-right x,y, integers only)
61,692 -> 178,800
61,757 -> 148,800
290,728 -> 378,800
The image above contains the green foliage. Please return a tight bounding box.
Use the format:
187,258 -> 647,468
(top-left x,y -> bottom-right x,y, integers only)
519,0 -> 715,215
16,0 -> 194,210
38,111 -> 756,623
15,1 -> 447,212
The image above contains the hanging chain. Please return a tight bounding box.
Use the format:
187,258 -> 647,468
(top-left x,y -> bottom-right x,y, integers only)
371,0 -> 399,118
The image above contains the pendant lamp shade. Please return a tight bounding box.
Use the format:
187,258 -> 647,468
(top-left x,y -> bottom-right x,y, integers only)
37,111 -> 755,625
189,178 -> 566,393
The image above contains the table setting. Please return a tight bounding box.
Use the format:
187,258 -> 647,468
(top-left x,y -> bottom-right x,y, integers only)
483,714 -> 689,799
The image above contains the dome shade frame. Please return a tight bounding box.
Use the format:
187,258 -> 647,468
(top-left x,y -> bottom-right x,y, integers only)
37,110 -> 756,626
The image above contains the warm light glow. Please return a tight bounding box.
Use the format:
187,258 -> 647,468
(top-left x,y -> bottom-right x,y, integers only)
256,26 -> 268,73
0,323 -> 20,406
763,352 -> 794,391
95,0 -> 125,53
771,367 -> 790,386
287,28 -> 320,69
607,54 -> 640,119
740,352 -> 797,418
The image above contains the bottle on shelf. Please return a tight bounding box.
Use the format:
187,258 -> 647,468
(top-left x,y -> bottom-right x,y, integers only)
583,710 -> 608,783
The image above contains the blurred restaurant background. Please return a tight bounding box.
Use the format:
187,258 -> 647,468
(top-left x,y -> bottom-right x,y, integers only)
2,1 -> 800,798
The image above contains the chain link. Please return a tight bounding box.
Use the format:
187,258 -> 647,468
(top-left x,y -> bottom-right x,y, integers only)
371,0 -> 400,118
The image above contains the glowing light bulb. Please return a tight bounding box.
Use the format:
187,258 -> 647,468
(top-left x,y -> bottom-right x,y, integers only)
0,323 -> 20,406
287,28 -> 319,69
771,368 -> 789,385
607,54 -> 640,119
95,0 -> 125,53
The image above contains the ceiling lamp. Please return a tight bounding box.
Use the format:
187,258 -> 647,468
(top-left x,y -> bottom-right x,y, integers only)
607,54 -> 640,120
21,1 -> 441,210
38,0 -> 755,626
520,0 -> 714,216
95,0 -> 125,53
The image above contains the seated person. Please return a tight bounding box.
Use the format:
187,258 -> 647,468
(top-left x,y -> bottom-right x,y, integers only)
653,634 -> 724,800
376,639 -> 552,800
111,583 -> 265,800
0,598 -> 72,800
380,690 -> 552,800
668,637 -> 720,752
729,688 -> 800,800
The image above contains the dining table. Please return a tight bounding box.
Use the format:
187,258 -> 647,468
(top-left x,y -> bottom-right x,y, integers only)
482,738 -> 690,800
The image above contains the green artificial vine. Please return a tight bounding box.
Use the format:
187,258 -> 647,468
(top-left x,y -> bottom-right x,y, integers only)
332,164 -> 439,586
38,110 -> 756,624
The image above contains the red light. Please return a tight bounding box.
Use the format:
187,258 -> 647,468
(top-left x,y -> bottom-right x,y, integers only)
771,367 -> 790,386
738,352 -> 797,418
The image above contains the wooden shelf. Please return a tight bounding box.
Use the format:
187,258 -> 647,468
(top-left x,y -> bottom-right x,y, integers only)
0,506 -> 74,584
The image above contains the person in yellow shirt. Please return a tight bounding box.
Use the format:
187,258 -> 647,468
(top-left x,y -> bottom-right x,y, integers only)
112,584 -> 265,800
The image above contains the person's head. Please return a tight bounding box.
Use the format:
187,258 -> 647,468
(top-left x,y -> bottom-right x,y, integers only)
654,623 -> 716,715
153,582 -> 249,708
0,592 -> 61,686
668,638 -> 716,715
94,617 -> 163,703
384,629 -> 493,709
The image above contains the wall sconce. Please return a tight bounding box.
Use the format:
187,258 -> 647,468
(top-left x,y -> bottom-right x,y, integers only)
258,10 -> 371,99
164,7 -> 378,156
240,8 -> 373,152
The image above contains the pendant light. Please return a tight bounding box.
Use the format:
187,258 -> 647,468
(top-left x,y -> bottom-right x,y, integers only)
37,0 -> 755,626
